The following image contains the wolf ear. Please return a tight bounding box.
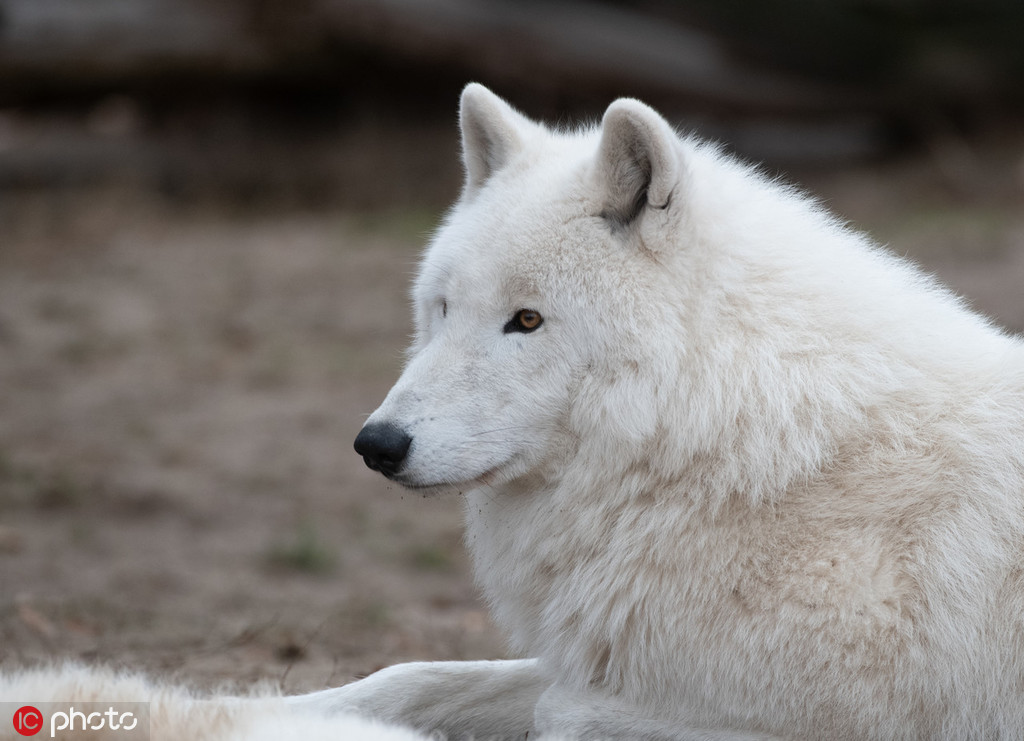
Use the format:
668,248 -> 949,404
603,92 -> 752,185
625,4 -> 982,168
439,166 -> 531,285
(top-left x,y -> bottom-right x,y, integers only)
460,83 -> 530,195
595,99 -> 679,227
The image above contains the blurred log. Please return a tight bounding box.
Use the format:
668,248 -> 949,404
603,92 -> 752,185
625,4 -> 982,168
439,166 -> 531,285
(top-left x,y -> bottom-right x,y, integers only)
316,0 -> 865,114
2,0 -> 1020,115
0,0 -> 865,115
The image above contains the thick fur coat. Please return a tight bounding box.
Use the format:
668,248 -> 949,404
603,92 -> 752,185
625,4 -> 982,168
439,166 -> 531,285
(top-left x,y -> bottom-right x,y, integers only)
347,84 -> 1024,739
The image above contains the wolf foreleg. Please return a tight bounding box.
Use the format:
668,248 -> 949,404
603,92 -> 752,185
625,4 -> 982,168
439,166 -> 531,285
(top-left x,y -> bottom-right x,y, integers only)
286,658 -> 545,740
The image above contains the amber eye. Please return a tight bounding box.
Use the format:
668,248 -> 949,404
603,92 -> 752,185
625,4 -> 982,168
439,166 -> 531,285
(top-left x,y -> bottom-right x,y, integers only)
504,309 -> 544,334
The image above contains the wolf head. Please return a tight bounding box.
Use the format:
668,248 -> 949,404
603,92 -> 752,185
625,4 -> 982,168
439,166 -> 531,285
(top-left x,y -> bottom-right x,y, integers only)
353,85 -> 976,506
354,84 -> 696,494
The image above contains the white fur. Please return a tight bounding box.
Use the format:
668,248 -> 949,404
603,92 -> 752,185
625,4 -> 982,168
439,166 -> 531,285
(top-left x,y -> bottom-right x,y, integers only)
8,86 -> 1023,740
0,664 -> 429,740
341,84 -> 1024,739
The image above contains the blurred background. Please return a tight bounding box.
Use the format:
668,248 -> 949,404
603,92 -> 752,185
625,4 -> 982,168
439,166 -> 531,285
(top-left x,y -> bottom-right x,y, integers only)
1,0 -> 1022,692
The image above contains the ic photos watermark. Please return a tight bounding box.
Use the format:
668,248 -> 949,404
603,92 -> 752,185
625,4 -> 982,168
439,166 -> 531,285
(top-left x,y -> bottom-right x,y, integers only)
7,702 -> 149,739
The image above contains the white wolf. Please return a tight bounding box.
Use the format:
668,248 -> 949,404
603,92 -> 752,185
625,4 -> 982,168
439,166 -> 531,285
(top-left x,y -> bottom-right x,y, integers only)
6,86 -> 1023,740
305,84 -> 1024,739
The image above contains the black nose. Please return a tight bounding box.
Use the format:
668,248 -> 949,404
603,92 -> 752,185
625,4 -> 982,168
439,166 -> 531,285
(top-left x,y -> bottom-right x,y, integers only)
354,422 -> 413,477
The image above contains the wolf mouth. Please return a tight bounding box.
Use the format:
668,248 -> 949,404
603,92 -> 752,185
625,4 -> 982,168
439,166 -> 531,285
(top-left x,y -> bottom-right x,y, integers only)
391,460 -> 508,492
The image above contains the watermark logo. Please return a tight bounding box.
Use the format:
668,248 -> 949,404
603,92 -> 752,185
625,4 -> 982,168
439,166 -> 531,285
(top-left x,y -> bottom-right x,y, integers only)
6,703 -> 149,739
12,706 -> 42,736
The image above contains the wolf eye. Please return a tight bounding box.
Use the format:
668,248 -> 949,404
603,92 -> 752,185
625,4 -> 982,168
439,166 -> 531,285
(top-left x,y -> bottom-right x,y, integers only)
504,309 -> 543,334
441,300 -> 447,318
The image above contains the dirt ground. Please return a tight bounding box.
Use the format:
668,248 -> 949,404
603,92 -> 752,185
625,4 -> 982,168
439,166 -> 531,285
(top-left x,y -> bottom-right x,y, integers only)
1,137 -> 1022,696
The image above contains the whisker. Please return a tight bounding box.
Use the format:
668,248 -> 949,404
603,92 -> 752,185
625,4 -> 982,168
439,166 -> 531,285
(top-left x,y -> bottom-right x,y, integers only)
469,426 -> 535,438
456,440 -> 524,445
